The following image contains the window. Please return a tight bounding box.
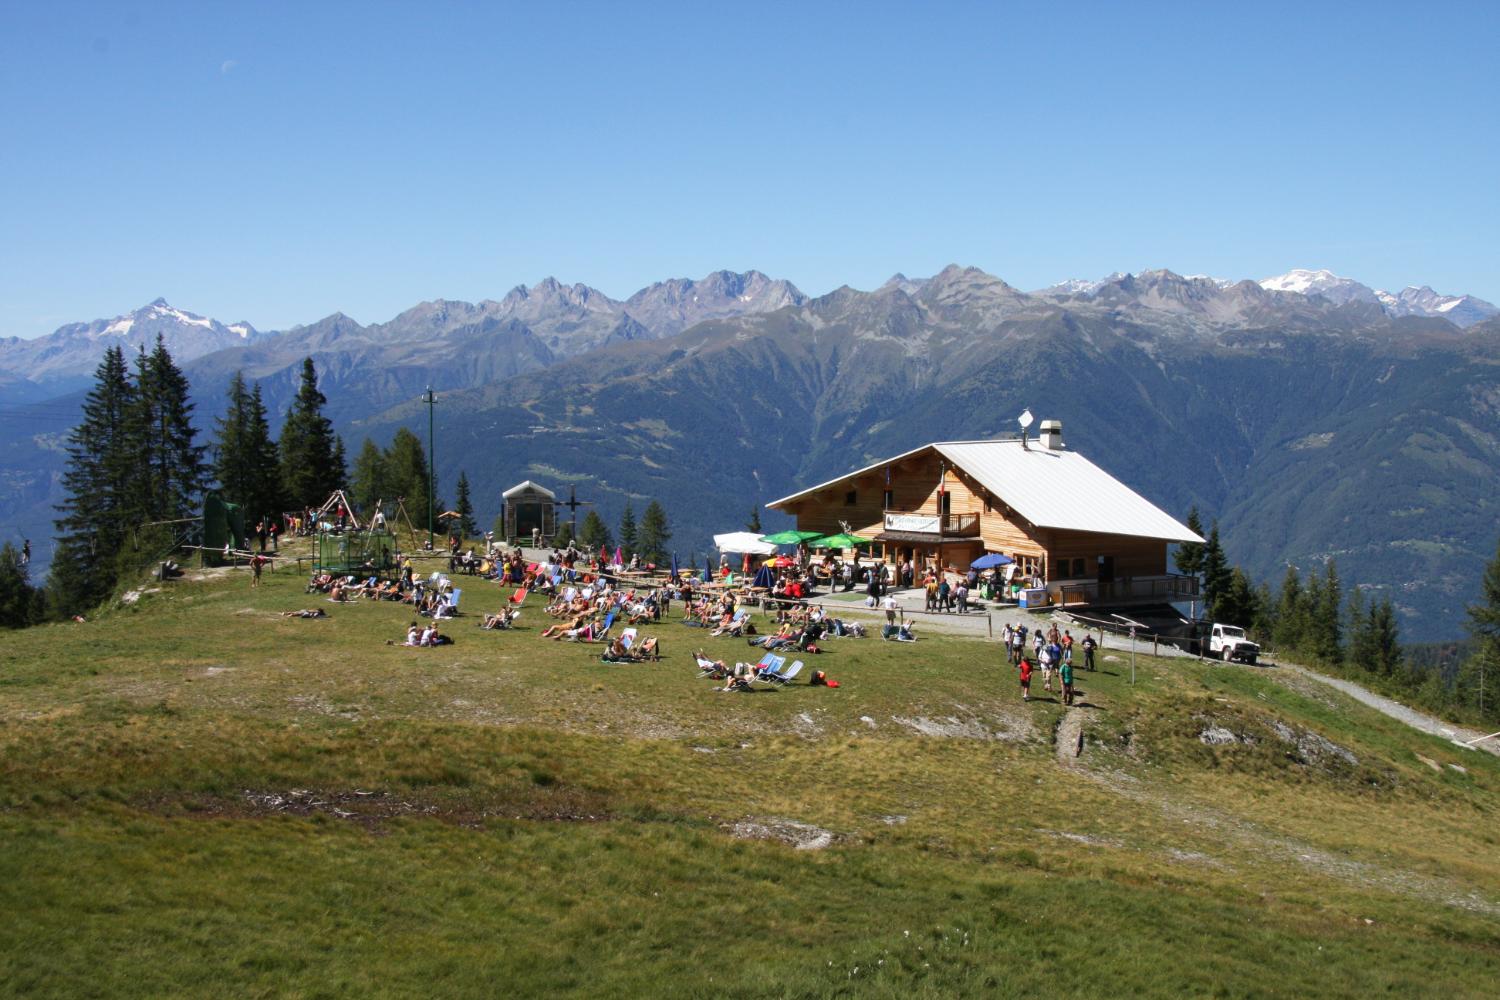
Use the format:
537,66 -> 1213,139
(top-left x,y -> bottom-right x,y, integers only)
845,490 -> 857,506
1072,557 -> 1086,577
882,489 -> 893,510
940,492 -> 951,517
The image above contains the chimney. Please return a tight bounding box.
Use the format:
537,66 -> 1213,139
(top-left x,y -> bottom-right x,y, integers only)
1039,419 -> 1064,450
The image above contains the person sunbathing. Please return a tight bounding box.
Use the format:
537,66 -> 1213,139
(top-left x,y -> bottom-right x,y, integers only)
480,608 -> 516,630
542,613 -> 589,639
328,579 -> 350,603
281,608 -> 328,618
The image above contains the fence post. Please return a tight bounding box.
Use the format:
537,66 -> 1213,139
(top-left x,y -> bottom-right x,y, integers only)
987,613 -> 993,638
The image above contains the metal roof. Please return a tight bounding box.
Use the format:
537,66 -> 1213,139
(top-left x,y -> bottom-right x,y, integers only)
502,479 -> 556,500
769,438 -> 1201,544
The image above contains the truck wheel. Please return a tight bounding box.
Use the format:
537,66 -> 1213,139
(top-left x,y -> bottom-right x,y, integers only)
1246,654 -> 1257,665
1222,647 -> 1233,662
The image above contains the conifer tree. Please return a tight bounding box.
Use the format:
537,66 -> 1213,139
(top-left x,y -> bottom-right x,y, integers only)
1216,567 -> 1258,629
0,542 -> 38,628
552,521 -> 575,549
279,358 -> 340,507
1461,536 -> 1500,718
212,372 -> 282,523
1273,565 -> 1305,652
454,471 -> 476,539
350,438 -> 390,514
50,346 -> 136,614
1174,506 -> 1205,577
1200,522 -> 1231,617
385,428 -> 431,530
1346,587 -> 1374,671
637,501 -> 671,566
1311,561 -> 1344,664
578,510 -> 611,552
746,507 -> 762,533
1369,597 -> 1402,677
127,336 -> 207,526
618,501 -> 638,556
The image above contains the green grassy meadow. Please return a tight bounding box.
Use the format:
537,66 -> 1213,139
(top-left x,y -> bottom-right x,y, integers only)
2,559 -> 1498,997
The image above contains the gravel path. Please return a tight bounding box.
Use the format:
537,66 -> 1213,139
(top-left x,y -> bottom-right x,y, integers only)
1278,662 -> 1500,757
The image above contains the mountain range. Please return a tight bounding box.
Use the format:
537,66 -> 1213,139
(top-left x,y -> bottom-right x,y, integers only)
2,265 -> 1498,641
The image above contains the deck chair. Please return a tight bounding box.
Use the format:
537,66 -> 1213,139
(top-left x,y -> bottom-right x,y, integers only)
767,660 -> 805,684
620,627 -> 638,651
754,654 -> 786,680
508,587 -> 528,606
696,654 -> 723,677
585,611 -> 616,643
448,589 -> 462,614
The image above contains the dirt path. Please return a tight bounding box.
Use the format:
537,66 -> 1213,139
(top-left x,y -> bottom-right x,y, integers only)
1276,662 -> 1500,757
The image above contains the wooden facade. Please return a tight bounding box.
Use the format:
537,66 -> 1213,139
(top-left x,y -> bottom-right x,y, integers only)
501,481 -> 557,545
769,446 -> 1178,600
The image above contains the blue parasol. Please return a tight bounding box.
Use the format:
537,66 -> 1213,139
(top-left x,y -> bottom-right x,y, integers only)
971,553 -> 1013,570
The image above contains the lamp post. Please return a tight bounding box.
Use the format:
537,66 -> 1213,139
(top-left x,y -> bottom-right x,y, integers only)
424,386 -> 435,550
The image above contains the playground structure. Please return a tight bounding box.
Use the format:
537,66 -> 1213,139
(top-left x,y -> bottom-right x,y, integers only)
312,527 -> 399,574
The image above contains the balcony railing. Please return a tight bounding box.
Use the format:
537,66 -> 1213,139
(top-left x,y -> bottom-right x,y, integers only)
1053,574 -> 1200,607
882,511 -> 980,536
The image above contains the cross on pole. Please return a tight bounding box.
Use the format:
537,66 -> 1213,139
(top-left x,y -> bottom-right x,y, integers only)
561,484 -> 593,539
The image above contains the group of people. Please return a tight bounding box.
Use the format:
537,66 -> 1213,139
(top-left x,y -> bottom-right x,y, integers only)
1006,621 -> 1097,705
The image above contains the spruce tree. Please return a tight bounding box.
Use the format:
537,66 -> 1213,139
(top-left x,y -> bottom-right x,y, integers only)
1272,564 -> 1305,653
386,428 -> 431,530
128,336 -> 207,526
578,510 -> 611,552
50,346 -> 136,615
279,358 -> 340,507
213,372 -> 281,521
637,501 -> 671,566
454,471 -> 476,539
1174,506 -> 1205,577
245,383 -> 284,522
1461,537 -> 1500,718
1217,567 -> 1258,629
1370,598 -> 1402,678
1200,522 -> 1231,617
618,501 -> 638,556
552,521 -> 575,548
746,507 -> 762,533
350,438 -> 391,514
0,542 -> 38,628
1311,561 -> 1344,664
1346,587 -> 1374,672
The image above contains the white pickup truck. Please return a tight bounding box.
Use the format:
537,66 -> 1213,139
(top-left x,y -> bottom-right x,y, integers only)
1208,623 -> 1260,664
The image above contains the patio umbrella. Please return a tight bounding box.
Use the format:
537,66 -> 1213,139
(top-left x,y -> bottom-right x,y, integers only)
671,552 -> 679,577
614,545 -> 623,566
714,531 -> 777,555
759,529 -> 823,545
971,553 -> 1013,570
812,532 -> 872,549
752,566 -> 775,589
762,555 -> 795,568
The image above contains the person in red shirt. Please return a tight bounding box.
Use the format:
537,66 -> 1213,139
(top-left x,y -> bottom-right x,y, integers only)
1018,656 -> 1033,702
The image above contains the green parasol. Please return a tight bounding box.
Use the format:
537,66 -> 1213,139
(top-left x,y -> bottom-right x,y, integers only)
811,532 -> 873,549
759,529 -> 824,545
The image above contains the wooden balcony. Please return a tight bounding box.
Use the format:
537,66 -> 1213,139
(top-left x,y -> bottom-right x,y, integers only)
881,511 -> 980,537
1053,574 -> 1200,607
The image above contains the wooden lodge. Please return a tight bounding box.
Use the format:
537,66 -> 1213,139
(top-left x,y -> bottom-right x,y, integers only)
766,421 -> 1202,608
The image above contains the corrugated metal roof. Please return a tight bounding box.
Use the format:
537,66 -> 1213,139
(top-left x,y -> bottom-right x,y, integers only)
768,438 -> 1201,544
502,479 -> 556,500
934,440 -> 1201,542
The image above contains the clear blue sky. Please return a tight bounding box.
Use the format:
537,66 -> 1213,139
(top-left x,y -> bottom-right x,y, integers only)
2,1 -> 1496,336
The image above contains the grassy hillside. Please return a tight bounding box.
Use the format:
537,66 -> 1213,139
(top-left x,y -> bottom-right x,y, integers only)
2,558 -> 1498,997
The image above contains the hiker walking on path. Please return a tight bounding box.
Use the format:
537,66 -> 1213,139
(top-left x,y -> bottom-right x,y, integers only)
1018,656 -> 1033,702
1061,657 -> 1075,706
1082,633 -> 1097,671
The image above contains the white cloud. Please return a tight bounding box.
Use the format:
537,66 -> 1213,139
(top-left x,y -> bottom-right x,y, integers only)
220,59 -> 238,76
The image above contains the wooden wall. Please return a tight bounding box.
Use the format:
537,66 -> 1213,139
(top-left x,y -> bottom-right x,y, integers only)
776,449 -> 1170,581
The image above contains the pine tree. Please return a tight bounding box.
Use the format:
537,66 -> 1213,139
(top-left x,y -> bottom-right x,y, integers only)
1200,522 -> 1231,617
128,336 -> 207,526
618,501 -> 638,555
0,542 -> 38,628
385,428 -> 432,531
1369,597 -> 1402,677
454,471 -> 476,539
1174,506 -> 1205,577
746,507 -> 762,533
279,358 -> 340,507
1217,567 -> 1258,629
637,501 -> 671,566
1273,565 -> 1306,653
578,510 -> 611,552
551,521 -> 575,549
1346,587 -> 1374,672
1311,561 -> 1344,664
49,346 -> 136,615
1460,537 -> 1500,719
350,438 -> 391,514
244,383 -> 283,522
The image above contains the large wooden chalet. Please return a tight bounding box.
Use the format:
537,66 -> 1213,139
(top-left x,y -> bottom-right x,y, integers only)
766,421 -> 1202,607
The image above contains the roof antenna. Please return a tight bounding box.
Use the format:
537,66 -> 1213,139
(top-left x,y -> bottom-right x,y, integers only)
1018,408 -> 1034,450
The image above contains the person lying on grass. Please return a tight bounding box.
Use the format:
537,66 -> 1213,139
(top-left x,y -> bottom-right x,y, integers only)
281,608 -> 328,618
715,661 -> 761,692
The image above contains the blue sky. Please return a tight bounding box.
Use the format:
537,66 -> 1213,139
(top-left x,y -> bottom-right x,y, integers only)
2,1 -> 1496,336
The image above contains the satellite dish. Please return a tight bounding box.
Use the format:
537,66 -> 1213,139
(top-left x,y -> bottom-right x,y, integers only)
1018,408 -> 1034,430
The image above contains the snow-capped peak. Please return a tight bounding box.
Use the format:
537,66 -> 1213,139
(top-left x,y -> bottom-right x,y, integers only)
1259,269 -> 1379,306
